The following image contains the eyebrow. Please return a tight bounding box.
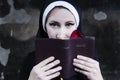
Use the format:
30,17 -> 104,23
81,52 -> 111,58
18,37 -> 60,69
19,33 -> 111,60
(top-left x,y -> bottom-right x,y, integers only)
66,21 -> 75,23
49,21 -> 60,25
50,20 -> 58,23
50,20 -> 75,23
50,21 -> 58,23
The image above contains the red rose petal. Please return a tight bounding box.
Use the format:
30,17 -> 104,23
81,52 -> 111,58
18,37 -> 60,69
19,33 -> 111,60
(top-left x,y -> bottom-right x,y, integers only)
70,30 -> 85,38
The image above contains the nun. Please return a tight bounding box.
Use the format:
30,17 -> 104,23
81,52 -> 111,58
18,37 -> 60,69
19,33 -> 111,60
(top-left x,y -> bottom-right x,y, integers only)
20,0 -> 103,80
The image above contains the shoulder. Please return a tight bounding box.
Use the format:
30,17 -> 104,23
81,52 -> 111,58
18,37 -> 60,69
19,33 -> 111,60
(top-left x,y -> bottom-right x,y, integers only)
19,51 -> 36,80
23,51 -> 36,66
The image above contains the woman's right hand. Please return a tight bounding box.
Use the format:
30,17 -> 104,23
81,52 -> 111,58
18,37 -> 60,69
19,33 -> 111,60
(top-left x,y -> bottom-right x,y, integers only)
28,56 -> 62,80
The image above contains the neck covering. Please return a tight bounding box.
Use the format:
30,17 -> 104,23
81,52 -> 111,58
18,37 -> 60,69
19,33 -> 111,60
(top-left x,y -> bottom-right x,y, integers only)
37,0 -> 81,38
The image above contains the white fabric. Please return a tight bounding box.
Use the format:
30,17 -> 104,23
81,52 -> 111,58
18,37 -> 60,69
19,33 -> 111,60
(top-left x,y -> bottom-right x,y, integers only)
42,1 -> 80,31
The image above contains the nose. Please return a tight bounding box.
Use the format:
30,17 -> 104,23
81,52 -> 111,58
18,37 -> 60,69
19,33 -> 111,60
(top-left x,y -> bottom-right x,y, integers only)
56,28 -> 69,39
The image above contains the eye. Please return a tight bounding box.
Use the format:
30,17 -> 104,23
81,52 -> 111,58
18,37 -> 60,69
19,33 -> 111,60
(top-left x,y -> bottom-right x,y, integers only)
49,21 -> 60,28
49,22 -> 60,29
49,23 -> 57,26
65,22 -> 75,28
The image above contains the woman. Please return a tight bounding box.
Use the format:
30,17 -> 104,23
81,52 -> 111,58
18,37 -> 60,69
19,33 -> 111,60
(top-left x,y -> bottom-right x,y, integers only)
20,0 -> 103,80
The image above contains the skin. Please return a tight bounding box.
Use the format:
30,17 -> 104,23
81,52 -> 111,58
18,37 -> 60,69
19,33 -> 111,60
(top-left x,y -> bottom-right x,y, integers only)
29,7 -> 103,80
46,7 -> 77,39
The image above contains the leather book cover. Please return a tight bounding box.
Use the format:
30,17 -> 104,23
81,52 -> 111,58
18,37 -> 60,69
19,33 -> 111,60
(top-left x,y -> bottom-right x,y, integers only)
35,37 -> 95,79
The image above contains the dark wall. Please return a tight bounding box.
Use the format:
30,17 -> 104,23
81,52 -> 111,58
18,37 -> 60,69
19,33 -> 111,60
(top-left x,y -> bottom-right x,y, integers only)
0,0 -> 120,80
81,8 -> 120,80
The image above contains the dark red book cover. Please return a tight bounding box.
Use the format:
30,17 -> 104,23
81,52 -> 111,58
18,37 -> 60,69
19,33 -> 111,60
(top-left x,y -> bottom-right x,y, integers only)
35,37 -> 95,79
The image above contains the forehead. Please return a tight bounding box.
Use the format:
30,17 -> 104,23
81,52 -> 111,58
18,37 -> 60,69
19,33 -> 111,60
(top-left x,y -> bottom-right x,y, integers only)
47,7 -> 75,21
49,6 -> 71,14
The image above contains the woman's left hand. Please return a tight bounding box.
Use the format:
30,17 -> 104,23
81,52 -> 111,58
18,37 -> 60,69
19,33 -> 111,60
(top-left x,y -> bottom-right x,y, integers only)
73,55 -> 103,80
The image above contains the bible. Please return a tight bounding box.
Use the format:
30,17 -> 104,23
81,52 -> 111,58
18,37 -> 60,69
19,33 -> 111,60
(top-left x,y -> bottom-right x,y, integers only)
35,37 -> 95,79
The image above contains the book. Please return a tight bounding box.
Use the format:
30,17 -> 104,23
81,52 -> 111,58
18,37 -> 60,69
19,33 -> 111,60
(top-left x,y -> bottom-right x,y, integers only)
35,37 -> 95,79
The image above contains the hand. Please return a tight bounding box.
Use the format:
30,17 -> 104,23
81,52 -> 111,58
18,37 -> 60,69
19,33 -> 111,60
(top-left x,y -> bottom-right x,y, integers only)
73,55 -> 103,80
28,56 -> 62,80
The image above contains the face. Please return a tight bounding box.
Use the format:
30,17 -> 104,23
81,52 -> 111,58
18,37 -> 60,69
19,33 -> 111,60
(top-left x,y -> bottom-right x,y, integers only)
46,7 -> 77,39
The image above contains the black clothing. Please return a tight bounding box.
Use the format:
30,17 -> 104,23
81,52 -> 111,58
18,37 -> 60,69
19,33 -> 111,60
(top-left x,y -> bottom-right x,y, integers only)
19,0 -> 88,80
19,51 -> 36,80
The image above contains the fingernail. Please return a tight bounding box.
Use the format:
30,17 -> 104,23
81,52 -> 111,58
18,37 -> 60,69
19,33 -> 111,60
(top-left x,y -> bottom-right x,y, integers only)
59,66 -> 62,70
56,60 -> 60,63
77,55 -> 80,58
73,62 -> 75,65
73,59 -> 76,62
50,56 -> 55,60
74,58 -> 78,62
77,55 -> 82,58
58,72 -> 60,75
74,68 -> 77,71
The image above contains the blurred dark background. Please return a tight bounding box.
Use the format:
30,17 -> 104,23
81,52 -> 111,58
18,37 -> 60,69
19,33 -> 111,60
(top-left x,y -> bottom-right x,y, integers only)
0,0 -> 120,80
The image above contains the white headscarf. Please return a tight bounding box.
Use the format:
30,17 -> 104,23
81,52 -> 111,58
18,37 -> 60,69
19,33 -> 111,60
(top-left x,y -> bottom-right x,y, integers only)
42,1 -> 80,31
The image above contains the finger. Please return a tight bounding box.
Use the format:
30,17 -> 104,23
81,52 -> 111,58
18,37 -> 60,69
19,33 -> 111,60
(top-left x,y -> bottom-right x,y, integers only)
74,68 -> 89,77
77,55 -> 99,65
73,58 -> 96,68
41,60 -> 60,71
75,68 -> 103,80
46,72 -> 60,80
45,66 -> 62,76
73,62 -> 96,72
37,56 -> 55,67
